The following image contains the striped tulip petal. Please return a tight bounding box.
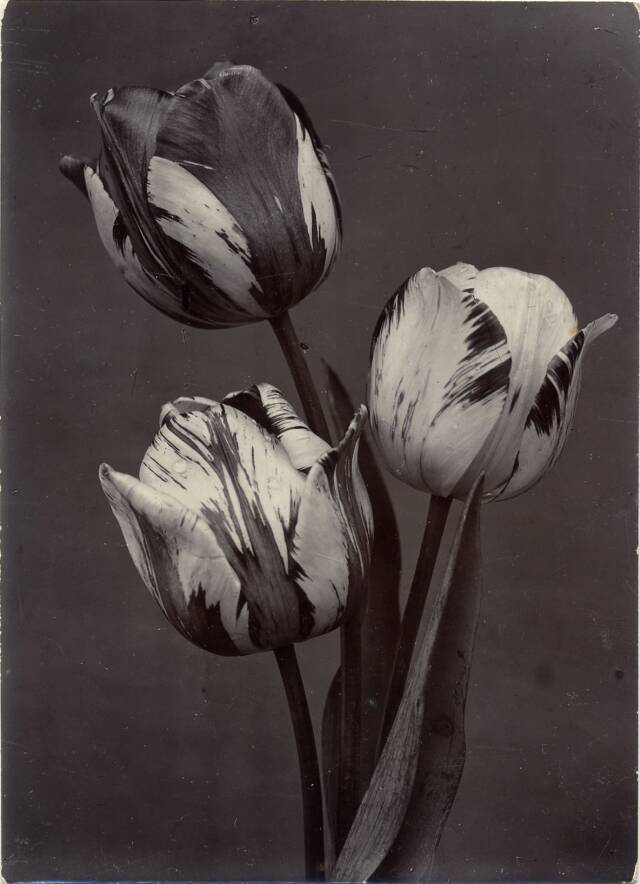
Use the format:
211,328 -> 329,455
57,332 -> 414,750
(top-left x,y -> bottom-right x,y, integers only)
497,313 -> 618,500
82,165 -> 219,328
293,112 -> 341,286
99,463 -> 253,655
276,83 -> 342,241
91,86 -> 175,277
139,405 -> 305,568
149,65 -> 340,316
139,404 -> 320,651
468,267 -> 579,490
292,407 -> 373,636
368,268 -> 512,497
223,383 -> 330,471
146,155 -> 267,322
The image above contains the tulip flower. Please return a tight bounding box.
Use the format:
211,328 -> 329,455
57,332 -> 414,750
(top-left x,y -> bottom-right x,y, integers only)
60,63 -> 341,329
99,384 -> 372,655
368,263 -> 617,501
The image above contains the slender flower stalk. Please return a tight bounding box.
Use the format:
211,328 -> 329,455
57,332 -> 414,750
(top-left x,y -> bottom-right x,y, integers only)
270,312 -> 330,440
274,644 -> 326,880
100,389 -> 372,881
379,494 -> 452,751
270,310 -> 363,855
336,613 -> 363,850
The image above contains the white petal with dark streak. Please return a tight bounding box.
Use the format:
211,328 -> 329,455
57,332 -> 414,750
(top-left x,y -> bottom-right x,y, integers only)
467,267 -> 579,491
497,313 -> 618,500
84,166 -> 177,306
146,156 -> 267,318
99,463 -> 254,654
292,408 -> 373,637
294,115 -> 340,279
224,383 -> 330,471
139,405 -> 305,567
368,268 -> 512,497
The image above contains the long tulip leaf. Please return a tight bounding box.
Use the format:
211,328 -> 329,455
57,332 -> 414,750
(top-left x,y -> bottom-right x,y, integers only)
320,364 -> 402,859
376,474 -> 483,880
323,363 -> 402,783
333,476 -> 483,882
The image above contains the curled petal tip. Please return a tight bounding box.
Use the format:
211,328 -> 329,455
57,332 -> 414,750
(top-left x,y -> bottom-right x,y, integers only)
588,312 -> 619,342
159,396 -> 218,427
59,153 -> 82,176
202,60 -> 237,79
416,266 -> 437,281
98,462 -> 134,502
345,404 -> 368,440
90,88 -> 114,117
98,462 -> 114,485
159,403 -> 176,427
59,154 -> 92,196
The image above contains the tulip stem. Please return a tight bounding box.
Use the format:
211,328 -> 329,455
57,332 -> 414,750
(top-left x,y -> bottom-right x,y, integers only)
379,494 -> 452,753
337,611 -> 363,852
274,644 -> 325,881
270,312 -> 331,441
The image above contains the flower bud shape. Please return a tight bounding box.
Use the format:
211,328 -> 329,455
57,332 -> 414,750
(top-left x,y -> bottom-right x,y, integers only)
368,263 -> 617,501
60,63 -> 341,329
99,384 -> 372,655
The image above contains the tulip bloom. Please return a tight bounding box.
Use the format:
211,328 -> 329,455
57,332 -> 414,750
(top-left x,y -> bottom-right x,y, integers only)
60,63 -> 341,329
99,385 -> 372,654
368,263 -> 617,500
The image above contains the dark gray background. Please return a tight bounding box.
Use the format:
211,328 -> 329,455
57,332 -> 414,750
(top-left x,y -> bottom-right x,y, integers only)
2,2 -> 637,881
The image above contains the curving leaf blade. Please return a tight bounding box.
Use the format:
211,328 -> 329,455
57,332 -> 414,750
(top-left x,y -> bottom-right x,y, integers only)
376,474 -> 483,880
322,363 -> 402,788
333,476 -> 484,882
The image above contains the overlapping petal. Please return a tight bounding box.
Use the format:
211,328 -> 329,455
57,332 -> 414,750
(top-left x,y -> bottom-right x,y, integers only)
223,383 -> 330,471
460,266 -> 579,491
368,268 -> 512,497
497,313 -> 618,500
91,86 -> 174,276
146,155 -> 268,322
292,407 -> 373,635
82,164 -> 211,327
148,64 -> 340,316
139,404 -> 306,570
99,463 -> 252,655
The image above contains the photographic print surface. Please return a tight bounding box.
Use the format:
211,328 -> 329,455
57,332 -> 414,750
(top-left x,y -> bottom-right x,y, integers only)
2,2 -> 637,882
